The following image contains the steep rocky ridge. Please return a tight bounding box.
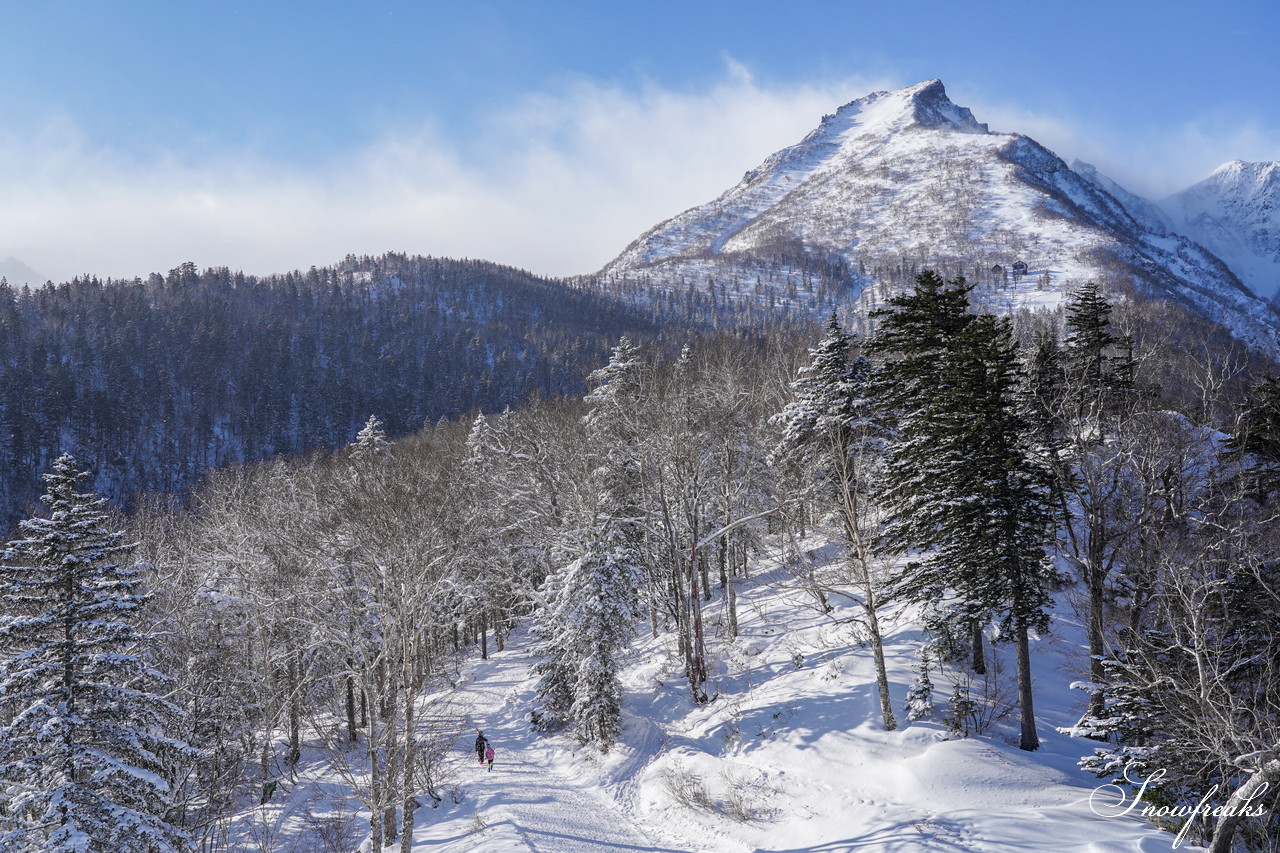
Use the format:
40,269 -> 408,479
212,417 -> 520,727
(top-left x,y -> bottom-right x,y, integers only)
597,80 -> 1280,352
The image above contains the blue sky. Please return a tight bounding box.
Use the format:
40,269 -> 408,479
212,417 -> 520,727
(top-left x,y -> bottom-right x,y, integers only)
1,0 -> 1277,283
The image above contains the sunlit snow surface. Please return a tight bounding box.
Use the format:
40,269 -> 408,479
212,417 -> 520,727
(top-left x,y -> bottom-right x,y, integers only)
425,541 -> 1187,852
231,531 -> 1197,852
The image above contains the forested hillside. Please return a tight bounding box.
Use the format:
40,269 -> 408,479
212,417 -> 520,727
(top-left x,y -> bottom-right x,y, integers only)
0,253 -> 658,527
4,251 -> 1280,851
28,277 -> 1260,852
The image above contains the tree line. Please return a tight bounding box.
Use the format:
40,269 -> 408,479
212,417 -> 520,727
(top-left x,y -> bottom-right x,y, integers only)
0,253 -> 659,529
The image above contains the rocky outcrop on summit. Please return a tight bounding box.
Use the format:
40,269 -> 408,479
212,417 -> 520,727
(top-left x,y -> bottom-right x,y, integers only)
1162,160 -> 1280,304
598,80 -> 1280,352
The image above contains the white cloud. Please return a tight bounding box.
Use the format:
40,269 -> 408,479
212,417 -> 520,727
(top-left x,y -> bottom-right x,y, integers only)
968,95 -> 1280,200
7,68 -> 1273,286
0,67 -> 895,284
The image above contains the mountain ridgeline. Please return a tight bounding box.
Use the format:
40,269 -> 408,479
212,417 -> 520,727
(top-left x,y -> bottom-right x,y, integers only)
0,253 -> 659,526
592,79 -> 1280,351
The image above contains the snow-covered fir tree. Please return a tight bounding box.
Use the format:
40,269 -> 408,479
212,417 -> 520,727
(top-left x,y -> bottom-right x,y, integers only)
931,315 -> 1054,751
771,313 -> 897,731
582,336 -> 646,555
533,337 -> 647,748
0,454 -> 193,853
555,543 -> 644,748
866,271 -> 976,557
904,651 -> 935,723
869,274 -> 1053,750
349,413 -> 391,463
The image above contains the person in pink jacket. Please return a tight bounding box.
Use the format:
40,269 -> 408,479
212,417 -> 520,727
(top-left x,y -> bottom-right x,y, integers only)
485,744 -> 496,772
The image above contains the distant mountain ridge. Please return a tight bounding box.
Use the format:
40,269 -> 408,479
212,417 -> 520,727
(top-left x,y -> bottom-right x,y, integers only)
597,79 -> 1280,352
0,254 -> 659,528
0,256 -> 43,286
1161,160 -> 1280,304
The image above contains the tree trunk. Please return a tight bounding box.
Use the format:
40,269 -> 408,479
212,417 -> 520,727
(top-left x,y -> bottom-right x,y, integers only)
383,806 -> 398,845
725,560 -> 739,639
287,649 -> 302,769
366,686 -> 384,851
1015,624 -> 1039,751
971,621 -> 987,676
1208,759 -> 1280,853
689,542 -> 709,703
346,672 -> 358,742
1087,564 -> 1107,720
864,594 -> 896,731
400,661 -> 417,853
717,536 -> 728,590
699,551 -> 712,602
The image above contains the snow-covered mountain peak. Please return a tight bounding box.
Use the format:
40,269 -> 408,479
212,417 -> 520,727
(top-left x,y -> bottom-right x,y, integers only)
813,78 -> 988,141
1162,159 -> 1280,303
902,77 -> 989,132
1209,158 -> 1279,186
597,82 -> 1280,352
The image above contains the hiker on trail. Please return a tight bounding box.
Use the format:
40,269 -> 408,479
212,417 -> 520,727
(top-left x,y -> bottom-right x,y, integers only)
485,743 -> 495,772
475,730 -> 488,764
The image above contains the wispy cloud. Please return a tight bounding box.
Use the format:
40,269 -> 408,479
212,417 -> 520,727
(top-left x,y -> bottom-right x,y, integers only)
969,96 -> 1280,199
3,67 -> 1275,285
0,65 -> 892,284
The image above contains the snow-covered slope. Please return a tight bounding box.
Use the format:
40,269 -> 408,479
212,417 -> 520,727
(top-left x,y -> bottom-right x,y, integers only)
440,543 -> 1192,851
1072,160 -> 1176,237
1161,160 -> 1280,304
237,535 -> 1202,852
598,80 -> 1280,352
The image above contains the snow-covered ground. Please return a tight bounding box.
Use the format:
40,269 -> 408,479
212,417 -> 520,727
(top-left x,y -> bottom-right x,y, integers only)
231,537 -> 1197,852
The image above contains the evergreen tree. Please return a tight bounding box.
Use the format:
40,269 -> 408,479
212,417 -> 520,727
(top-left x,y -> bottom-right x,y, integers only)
772,313 -> 863,478
582,336 -> 646,555
866,271 -> 976,555
557,542 -> 644,748
1222,374 -> 1280,506
1023,325 -> 1066,466
1057,283 -> 1140,721
904,651 -> 935,723
867,272 -> 989,669
932,316 -> 1054,751
533,338 -> 647,747
772,313 -> 897,730
869,274 -> 1053,750
0,454 -> 192,853
1063,282 -> 1134,421
349,413 -> 391,463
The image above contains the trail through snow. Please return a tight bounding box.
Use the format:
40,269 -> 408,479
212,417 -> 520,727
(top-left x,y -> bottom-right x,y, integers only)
238,541 -> 1202,853
412,641 -> 695,853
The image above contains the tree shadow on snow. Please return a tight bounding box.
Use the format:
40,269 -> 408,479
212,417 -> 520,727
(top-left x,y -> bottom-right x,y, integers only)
756,817 -> 972,852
